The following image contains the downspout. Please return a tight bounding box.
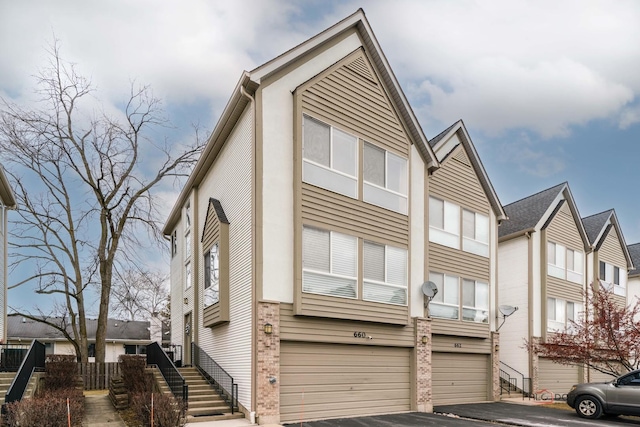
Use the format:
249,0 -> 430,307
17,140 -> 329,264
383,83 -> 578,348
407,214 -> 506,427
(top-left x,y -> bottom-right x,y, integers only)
239,84 -> 257,422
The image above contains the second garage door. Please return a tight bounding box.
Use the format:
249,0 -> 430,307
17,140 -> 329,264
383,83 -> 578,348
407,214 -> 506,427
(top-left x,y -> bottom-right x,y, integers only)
280,342 -> 411,423
432,352 -> 490,406
538,358 -> 579,397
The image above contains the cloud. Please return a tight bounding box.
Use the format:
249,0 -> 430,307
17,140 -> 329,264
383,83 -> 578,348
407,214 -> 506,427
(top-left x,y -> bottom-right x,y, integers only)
619,104 -> 640,129
498,132 -> 565,178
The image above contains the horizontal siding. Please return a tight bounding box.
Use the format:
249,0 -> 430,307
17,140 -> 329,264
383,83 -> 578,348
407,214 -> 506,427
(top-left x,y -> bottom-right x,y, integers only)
203,303 -> 221,326
430,146 -> 490,214
429,243 -> 490,281
546,203 -> 583,250
431,334 -> 492,353
431,318 -> 490,339
546,276 -> 583,302
280,342 -> 411,422
302,183 -> 408,246
280,303 -> 413,346
599,227 -> 627,268
202,210 -> 220,249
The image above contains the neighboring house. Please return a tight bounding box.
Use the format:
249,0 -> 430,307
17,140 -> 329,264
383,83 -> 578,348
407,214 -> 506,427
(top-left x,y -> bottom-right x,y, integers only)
163,9 -> 506,424
427,120 -> 506,405
0,166 -> 16,343
626,243 -> 640,322
582,210 -> 633,382
498,182 -> 590,397
6,314 -> 167,363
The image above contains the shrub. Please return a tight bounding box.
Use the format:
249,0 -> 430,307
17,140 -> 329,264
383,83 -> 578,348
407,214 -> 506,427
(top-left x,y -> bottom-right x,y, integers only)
130,391 -> 186,427
5,387 -> 84,427
119,355 -> 151,394
45,354 -> 78,390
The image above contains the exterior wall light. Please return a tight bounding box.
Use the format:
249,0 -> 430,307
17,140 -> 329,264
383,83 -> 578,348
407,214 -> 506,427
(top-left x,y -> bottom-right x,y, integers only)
421,335 -> 428,345
184,297 -> 188,305
264,323 -> 273,335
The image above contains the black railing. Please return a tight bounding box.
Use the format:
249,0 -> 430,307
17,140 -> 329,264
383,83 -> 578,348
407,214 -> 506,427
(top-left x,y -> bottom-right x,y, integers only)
161,344 -> 183,367
192,343 -> 238,414
0,343 -> 31,372
4,340 -> 45,408
499,368 -> 518,395
146,342 -> 188,402
499,361 -> 532,399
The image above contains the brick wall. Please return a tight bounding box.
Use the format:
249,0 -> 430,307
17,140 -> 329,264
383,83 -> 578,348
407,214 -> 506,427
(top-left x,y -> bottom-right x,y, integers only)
414,317 -> 432,412
256,301 -> 280,425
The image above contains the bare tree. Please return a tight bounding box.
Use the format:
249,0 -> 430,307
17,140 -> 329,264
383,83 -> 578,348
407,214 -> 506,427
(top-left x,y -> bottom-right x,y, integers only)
0,42 -> 204,362
526,284 -> 640,377
110,269 -> 169,322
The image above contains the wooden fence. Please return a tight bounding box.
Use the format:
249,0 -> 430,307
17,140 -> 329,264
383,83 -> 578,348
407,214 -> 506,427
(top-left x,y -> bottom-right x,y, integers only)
78,362 -> 121,390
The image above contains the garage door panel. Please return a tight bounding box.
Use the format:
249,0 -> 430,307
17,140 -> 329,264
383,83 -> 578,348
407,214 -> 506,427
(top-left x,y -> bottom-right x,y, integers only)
433,352 -> 489,405
280,342 -> 411,422
538,359 -> 579,395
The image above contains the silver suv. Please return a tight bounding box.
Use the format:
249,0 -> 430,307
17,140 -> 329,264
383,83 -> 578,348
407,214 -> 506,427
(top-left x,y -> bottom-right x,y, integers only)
567,369 -> 640,419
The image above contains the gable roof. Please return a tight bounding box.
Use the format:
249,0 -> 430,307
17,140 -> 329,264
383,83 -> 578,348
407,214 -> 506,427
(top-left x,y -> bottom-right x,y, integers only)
582,209 -> 633,269
0,165 -> 16,208
429,120 -> 506,221
200,198 -> 229,243
498,182 -> 589,249
7,315 -> 163,342
628,243 -> 640,277
163,8 -> 438,234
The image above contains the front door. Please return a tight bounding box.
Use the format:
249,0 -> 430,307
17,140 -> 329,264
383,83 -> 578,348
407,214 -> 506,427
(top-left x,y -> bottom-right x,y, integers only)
184,312 -> 192,366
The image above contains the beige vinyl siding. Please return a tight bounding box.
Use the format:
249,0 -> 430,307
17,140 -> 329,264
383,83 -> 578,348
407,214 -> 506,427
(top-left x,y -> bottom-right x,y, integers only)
294,48 -> 411,324
538,358 -> 580,395
599,227 -> 627,268
280,341 -> 411,422
431,318 -> 490,338
432,352 -> 490,405
546,203 -> 583,250
431,335 -> 492,353
196,106 -> 253,410
430,145 -> 490,214
280,303 -> 413,347
202,201 -> 230,327
546,276 -> 583,302
0,229 -> 4,340
429,245 -> 489,282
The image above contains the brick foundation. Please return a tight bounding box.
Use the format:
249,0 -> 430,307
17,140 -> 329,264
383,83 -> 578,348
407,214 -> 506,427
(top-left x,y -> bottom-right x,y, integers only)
256,301 -> 280,425
414,317 -> 432,412
491,332 -> 500,400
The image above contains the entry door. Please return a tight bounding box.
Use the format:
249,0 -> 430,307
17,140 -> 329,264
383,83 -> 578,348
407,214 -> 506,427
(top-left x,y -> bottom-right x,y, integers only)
184,312 -> 192,366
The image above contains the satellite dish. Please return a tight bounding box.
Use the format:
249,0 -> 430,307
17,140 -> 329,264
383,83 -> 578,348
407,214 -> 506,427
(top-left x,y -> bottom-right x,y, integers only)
421,281 -> 438,298
499,305 -> 518,317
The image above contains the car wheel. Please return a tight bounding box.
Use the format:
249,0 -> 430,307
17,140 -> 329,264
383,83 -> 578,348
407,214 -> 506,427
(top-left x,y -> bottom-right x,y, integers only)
575,396 -> 603,419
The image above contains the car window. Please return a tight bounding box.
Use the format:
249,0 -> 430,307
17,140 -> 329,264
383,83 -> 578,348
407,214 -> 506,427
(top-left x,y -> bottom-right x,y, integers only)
618,372 -> 640,386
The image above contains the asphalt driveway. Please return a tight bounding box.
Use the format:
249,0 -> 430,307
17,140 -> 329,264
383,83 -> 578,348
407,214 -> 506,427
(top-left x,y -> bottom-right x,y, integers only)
285,402 -> 640,426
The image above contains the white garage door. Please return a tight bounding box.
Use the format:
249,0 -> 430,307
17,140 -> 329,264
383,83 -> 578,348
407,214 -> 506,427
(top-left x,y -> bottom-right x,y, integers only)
433,352 -> 490,406
280,342 -> 411,423
538,358 -> 579,397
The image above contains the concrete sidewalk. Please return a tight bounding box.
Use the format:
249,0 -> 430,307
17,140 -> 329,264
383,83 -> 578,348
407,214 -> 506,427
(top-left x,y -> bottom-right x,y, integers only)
84,391 -> 126,427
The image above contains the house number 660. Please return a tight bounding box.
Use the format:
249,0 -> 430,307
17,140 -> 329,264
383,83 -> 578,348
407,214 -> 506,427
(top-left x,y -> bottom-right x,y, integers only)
353,332 -> 367,338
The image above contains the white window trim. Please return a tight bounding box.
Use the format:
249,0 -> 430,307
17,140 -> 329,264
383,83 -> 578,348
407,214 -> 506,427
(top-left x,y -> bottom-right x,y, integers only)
363,243 -> 408,306
363,142 -> 408,215
462,209 -> 489,258
429,272 -> 461,320
461,279 -> 489,324
428,197 -> 460,250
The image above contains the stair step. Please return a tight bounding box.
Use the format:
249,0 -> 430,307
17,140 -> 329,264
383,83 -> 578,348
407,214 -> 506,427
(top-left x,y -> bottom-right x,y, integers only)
186,412 -> 244,423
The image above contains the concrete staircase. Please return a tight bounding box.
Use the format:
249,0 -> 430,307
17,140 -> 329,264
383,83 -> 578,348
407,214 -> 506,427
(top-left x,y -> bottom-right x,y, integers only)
0,371 -> 39,404
178,367 -> 244,423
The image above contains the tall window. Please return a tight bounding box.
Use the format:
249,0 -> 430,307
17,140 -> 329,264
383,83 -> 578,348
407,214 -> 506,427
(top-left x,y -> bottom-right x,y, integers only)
462,279 -> 489,323
204,243 -> 220,307
566,248 -> 583,283
429,197 -> 460,249
302,226 -> 357,299
548,241 -> 583,284
363,142 -> 408,214
600,261 -> 626,296
303,115 -> 357,199
363,241 -> 407,305
548,297 -> 583,332
185,262 -> 192,290
428,272 -> 460,320
463,210 -> 489,257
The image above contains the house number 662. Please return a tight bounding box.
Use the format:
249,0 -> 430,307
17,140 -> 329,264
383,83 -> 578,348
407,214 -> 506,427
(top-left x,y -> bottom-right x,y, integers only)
353,332 -> 367,338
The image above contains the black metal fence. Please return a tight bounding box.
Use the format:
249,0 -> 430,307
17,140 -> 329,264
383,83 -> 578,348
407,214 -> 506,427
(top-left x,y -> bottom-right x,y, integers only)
161,344 -> 183,367
0,343 -> 31,372
4,340 -> 45,408
499,361 -> 532,399
146,342 -> 187,402
192,342 -> 238,414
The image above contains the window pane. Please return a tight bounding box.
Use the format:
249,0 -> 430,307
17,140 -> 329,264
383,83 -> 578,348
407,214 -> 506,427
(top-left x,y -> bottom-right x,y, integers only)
303,271 -> 356,298
547,242 -> 555,265
204,251 -> 211,289
556,299 -> 565,323
429,272 -> 443,303
429,197 -> 444,229
332,233 -> 357,277
462,279 -> 475,307
185,262 -> 192,290
304,116 -> 330,166
387,152 -> 407,195
332,128 -> 357,176
599,261 -> 606,279
303,227 -> 330,271
463,210 -> 475,239
444,201 -> 459,234
363,183 -> 407,214
567,249 -> 575,271
476,282 -> 488,310
574,251 -> 583,271
567,302 -> 575,321
476,214 -> 489,243
614,267 -> 620,285
303,161 -> 357,198
430,304 -> 459,320
555,244 -> 565,269
386,246 -> 407,286
547,298 -> 555,321
363,142 -> 385,186
364,282 -> 407,305
364,241 -> 385,282
444,275 -> 459,305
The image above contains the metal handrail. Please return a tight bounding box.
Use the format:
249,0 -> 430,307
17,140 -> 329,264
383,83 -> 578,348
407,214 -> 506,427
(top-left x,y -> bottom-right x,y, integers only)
499,368 -> 518,395
3,340 -> 45,409
146,342 -> 188,402
499,361 -> 532,399
192,342 -> 238,414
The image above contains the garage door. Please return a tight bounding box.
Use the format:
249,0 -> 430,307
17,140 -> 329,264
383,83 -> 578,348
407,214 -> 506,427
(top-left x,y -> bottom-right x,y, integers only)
432,352 -> 489,406
280,342 -> 411,423
538,358 -> 579,396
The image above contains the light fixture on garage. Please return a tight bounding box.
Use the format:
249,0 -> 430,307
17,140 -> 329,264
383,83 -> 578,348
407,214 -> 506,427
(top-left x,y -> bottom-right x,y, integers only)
421,335 -> 428,345
264,323 -> 273,335
184,297 -> 188,305
496,305 -> 519,331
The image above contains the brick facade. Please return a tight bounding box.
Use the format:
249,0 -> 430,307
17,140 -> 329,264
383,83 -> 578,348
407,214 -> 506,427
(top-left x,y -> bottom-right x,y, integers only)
530,336 -> 539,394
256,301 -> 280,425
491,332 -> 500,400
414,317 -> 432,412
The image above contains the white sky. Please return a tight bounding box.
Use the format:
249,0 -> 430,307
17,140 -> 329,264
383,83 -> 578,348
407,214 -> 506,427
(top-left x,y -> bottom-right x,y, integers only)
2,0 -> 640,312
